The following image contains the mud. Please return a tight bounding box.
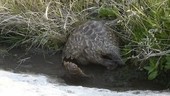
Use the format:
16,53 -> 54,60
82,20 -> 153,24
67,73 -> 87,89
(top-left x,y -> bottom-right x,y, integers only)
0,47 -> 168,91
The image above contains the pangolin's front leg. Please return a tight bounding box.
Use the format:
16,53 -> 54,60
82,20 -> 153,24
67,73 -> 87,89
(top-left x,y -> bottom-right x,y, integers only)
63,61 -> 89,77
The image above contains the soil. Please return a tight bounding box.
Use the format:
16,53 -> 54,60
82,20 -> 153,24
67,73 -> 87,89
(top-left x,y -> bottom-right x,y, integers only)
0,47 -> 169,91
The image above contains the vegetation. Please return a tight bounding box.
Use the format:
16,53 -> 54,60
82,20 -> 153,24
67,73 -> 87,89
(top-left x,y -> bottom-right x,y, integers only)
118,0 -> 170,80
0,0 -> 170,80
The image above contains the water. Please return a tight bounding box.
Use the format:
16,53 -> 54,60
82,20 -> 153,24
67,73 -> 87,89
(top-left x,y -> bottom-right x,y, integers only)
0,70 -> 169,96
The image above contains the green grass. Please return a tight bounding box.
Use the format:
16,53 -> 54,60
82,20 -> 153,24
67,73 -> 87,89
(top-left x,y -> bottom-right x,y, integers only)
0,0 -> 170,80
118,0 -> 170,80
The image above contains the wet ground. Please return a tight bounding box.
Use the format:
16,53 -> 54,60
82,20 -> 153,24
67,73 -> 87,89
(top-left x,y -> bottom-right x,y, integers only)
0,47 -> 169,91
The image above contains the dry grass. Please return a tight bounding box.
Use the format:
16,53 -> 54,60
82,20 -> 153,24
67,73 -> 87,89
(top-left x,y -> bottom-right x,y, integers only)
0,0 -> 100,50
0,0 -> 170,79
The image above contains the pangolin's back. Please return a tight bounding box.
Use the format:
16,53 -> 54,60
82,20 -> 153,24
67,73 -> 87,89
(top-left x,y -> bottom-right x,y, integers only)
63,20 -> 123,69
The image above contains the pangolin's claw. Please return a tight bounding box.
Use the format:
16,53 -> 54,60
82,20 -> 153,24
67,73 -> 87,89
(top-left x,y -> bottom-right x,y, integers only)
63,61 -> 89,77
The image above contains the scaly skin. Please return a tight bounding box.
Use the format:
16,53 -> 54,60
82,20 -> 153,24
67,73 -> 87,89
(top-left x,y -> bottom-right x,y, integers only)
62,20 -> 124,77
63,61 -> 89,77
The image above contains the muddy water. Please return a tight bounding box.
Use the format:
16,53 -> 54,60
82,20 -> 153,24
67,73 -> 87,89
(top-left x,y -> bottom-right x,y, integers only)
0,48 -> 170,95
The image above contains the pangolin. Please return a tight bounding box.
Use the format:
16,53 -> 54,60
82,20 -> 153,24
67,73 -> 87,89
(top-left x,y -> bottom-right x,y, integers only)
62,20 -> 124,77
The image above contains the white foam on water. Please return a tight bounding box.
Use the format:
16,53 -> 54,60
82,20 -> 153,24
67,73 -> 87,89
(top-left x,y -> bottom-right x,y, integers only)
0,70 -> 169,96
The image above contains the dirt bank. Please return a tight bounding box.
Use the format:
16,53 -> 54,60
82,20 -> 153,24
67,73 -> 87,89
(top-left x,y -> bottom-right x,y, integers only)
0,47 -> 169,90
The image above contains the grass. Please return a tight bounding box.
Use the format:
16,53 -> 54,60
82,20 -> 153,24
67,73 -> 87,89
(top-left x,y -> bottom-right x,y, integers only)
0,0 -> 97,50
120,0 -> 170,80
0,0 -> 170,80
